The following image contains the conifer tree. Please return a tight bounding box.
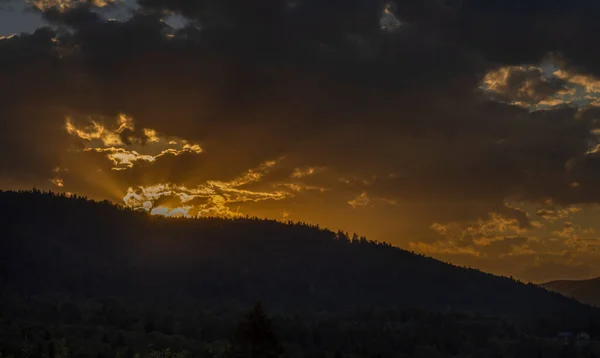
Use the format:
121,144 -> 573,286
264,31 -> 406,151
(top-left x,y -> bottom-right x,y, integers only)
232,303 -> 282,358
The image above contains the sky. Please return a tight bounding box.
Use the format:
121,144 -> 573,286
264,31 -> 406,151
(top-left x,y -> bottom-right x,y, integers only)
4,0 -> 600,283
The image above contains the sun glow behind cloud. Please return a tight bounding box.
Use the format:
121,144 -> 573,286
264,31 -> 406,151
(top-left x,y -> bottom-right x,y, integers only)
63,114 -> 332,219
28,0 -> 118,11
123,161 -> 289,218
52,65 -> 600,281
8,0 -> 600,283
65,114 -> 203,170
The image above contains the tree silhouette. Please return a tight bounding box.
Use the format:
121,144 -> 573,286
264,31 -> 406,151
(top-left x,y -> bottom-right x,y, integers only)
232,303 -> 282,358
144,321 -> 155,334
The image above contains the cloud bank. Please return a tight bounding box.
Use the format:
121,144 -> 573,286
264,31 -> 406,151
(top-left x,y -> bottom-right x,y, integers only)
4,0 -> 600,281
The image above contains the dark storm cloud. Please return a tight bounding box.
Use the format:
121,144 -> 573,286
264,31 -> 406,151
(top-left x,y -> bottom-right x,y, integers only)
42,3 -> 102,25
0,27 -> 73,186
456,0 -> 600,65
3,0 -> 600,227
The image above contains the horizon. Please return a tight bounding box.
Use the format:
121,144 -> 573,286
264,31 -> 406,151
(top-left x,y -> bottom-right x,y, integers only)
1,188 -> 583,285
4,0 -> 600,283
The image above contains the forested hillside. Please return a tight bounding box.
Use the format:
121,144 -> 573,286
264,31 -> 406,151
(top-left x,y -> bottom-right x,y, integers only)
0,190 -> 599,357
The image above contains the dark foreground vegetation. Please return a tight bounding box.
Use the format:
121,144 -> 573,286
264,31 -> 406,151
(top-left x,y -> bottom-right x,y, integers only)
1,190 -> 600,357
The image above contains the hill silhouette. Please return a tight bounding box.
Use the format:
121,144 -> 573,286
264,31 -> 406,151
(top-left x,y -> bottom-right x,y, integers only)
3,190 -> 600,356
541,278 -> 600,307
0,189 -> 591,317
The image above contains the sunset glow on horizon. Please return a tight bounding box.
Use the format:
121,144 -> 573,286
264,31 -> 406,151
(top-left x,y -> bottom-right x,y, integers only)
5,0 -> 600,283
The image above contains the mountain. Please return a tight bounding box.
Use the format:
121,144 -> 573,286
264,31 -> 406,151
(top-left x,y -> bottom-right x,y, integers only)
1,190 -> 599,357
541,277 -> 600,307
0,190 -> 591,317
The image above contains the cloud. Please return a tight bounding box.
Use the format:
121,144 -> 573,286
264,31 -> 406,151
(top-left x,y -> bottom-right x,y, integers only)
123,160 -> 290,217
423,204 -> 532,255
65,113 -> 203,169
348,192 -> 370,209
482,66 -> 567,106
536,206 -> 581,221
554,69 -> 600,94
5,0 -> 600,281
28,0 -> 118,12
66,114 -> 134,146
291,167 -> 326,178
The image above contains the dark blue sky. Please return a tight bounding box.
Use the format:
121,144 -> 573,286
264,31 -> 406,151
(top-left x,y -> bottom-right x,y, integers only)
0,2 -> 45,35
0,1 -> 183,36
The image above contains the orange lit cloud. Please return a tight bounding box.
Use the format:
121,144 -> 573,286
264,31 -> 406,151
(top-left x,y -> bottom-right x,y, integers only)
66,114 -> 134,146
275,183 -> 328,193
65,114 -> 203,170
85,145 -> 202,170
536,206 -> 581,221
28,0 -> 117,11
348,192 -> 370,209
123,161 -> 289,218
291,167 -> 326,178
482,65 -> 569,107
554,70 -> 600,94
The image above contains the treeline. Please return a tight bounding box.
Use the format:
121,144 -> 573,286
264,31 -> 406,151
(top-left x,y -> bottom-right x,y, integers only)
2,298 -> 600,358
0,190 -> 588,316
0,190 -> 599,357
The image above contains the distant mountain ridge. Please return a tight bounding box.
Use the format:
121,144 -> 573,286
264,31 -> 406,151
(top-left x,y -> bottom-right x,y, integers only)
541,277 -> 600,307
0,189 -> 594,318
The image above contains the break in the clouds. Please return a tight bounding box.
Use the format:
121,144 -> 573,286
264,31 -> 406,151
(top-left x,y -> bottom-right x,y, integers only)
6,0 -> 600,281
